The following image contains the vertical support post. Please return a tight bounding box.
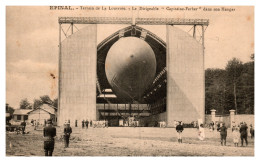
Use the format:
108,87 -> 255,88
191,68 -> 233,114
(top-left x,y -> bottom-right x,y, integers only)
104,90 -> 106,118
210,109 -> 216,125
125,104 -> 126,115
202,25 -> 205,123
229,109 -> 236,128
193,25 -> 196,38
58,23 -> 62,126
71,23 -> 73,35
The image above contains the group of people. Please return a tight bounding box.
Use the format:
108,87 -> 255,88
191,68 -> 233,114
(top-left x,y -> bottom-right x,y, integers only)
80,120 -> 92,128
159,121 -> 167,128
43,119 -> 72,156
92,120 -> 109,128
175,121 -> 254,147
231,122 -> 254,147
30,119 -> 40,130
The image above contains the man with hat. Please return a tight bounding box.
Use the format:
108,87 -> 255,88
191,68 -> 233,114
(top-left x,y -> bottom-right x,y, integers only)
240,122 -> 248,146
64,122 -> 72,148
176,121 -> 184,143
218,122 -> 227,146
43,119 -> 56,156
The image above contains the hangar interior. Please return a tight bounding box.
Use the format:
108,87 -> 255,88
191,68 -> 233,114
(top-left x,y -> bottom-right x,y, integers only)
96,26 -> 167,126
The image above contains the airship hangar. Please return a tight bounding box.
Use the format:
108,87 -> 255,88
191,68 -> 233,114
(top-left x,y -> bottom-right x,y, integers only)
58,17 -> 209,127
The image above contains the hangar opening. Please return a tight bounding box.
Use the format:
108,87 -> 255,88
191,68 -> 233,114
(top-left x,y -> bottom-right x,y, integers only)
96,26 -> 167,127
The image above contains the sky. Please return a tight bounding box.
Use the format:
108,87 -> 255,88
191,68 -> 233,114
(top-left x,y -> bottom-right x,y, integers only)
6,6 -> 254,108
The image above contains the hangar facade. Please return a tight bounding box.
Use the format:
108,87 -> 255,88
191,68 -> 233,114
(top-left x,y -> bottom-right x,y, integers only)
57,17 -> 208,127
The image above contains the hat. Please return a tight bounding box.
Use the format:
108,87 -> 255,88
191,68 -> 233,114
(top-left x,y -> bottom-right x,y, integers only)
47,119 -> 52,124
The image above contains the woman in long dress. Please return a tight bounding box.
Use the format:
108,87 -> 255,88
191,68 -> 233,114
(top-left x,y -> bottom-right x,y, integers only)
233,125 -> 240,147
198,124 -> 205,140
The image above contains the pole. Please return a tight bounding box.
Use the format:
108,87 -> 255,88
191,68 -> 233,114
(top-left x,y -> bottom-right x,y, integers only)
58,23 -> 62,126
193,25 -> 196,38
202,25 -> 205,123
71,23 -> 73,34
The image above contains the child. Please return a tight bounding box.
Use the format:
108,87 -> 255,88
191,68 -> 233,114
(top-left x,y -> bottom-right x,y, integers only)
233,125 -> 240,147
198,124 -> 205,141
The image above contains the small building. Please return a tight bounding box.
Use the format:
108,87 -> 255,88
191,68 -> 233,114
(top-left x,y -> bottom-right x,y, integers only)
13,109 -> 32,122
28,104 -> 57,125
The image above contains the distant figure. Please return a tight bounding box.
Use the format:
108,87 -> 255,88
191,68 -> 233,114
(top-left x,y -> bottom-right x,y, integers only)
218,123 -> 227,146
34,120 -> 37,130
90,120 -> 92,127
105,120 -> 108,128
216,121 -> 220,131
21,120 -> 26,134
250,124 -> 254,139
75,120 -> 78,127
85,120 -> 89,129
211,121 -> 215,131
31,119 -> 34,126
82,120 -> 85,128
233,125 -> 240,147
43,119 -> 56,156
176,121 -> 184,143
44,119 -> 47,127
64,122 -> 72,148
198,124 -> 205,141
240,122 -> 248,146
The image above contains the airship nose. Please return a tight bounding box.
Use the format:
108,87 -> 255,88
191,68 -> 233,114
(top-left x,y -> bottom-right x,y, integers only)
105,37 -> 157,101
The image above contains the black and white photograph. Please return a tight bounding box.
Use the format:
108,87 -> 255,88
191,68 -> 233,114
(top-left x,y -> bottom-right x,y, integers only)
4,5 -> 255,156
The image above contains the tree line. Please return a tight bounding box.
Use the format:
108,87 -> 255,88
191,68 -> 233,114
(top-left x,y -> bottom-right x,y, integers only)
205,54 -> 254,115
19,95 -> 58,110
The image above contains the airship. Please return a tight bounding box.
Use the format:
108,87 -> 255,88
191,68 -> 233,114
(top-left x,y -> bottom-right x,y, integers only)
105,37 -> 157,102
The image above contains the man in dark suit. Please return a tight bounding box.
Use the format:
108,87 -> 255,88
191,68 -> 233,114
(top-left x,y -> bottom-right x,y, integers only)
218,122 -> 227,146
43,119 -> 56,156
21,120 -> 26,134
240,122 -> 248,146
64,122 -> 72,148
176,121 -> 184,143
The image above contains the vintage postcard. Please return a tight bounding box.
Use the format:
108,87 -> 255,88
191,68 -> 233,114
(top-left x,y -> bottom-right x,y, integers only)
5,6 -> 254,156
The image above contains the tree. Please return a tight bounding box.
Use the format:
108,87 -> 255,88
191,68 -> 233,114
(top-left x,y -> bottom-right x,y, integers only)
40,95 -> 53,105
32,95 -> 58,110
53,98 -> 58,108
33,99 -> 43,109
20,98 -> 32,109
205,68 -> 226,114
225,58 -> 244,114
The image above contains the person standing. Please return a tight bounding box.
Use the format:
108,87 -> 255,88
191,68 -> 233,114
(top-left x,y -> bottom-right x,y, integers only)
82,120 -> 85,128
43,119 -> 56,156
176,121 -> 184,143
34,120 -> 37,130
64,122 -> 72,148
90,120 -> 92,127
105,120 -> 108,128
198,124 -> 205,141
232,125 -> 240,147
218,123 -> 227,146
240,122 -> 248,146
86,120 -> 89,129
250,124 -> 254,139
75,120 -> 78,127
212,121 -> 215,131
21,120 -> 26,134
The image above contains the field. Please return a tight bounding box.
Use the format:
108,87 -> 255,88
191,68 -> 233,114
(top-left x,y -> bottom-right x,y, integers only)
6,126 -> 254,156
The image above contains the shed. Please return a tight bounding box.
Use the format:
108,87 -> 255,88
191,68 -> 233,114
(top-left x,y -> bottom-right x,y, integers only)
13,109 -> 32,122
28,104 -> 57,125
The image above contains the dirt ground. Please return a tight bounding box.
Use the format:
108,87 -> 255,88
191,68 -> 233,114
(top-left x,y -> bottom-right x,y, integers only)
6,126 -> 254,156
